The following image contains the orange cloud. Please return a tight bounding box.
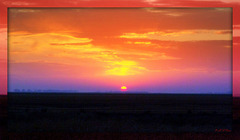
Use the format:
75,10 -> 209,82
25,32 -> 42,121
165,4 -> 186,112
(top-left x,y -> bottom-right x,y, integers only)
120,30 -> 231,41
9,32 -> 152,76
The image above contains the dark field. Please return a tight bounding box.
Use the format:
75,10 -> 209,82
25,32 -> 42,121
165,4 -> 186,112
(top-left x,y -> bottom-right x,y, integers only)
2,94 -> 240,140
7,93 -> 232,133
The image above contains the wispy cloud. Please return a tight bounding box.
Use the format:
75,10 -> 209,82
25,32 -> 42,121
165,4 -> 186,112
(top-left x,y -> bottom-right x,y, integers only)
139,53 -> 181,60
120,30 -> 231,41
9,33 -> 152,76
105,60 -> 148,76
126,41 -> 152,45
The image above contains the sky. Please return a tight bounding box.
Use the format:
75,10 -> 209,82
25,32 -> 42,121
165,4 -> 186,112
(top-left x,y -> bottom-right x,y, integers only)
0,0 -> 240,96
7,8 -> 232,93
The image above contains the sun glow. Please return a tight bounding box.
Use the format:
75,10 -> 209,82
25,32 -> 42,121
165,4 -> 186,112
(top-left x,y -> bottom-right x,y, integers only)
105,60 -> 147,76
121,86 -> 127,91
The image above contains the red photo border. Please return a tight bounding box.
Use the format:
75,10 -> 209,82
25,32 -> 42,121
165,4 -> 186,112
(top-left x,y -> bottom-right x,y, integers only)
0,0 -> 239,97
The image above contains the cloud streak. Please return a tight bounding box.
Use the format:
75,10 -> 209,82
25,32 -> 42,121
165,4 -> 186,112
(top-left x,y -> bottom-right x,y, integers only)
120,30 -> 231,41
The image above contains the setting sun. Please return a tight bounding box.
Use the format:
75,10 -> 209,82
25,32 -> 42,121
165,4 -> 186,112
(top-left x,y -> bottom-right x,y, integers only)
121,86 -> 127,91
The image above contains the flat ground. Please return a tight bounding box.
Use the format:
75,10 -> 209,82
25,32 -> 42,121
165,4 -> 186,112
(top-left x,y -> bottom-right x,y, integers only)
1,94 -> 239,139
7,93 -> 232,132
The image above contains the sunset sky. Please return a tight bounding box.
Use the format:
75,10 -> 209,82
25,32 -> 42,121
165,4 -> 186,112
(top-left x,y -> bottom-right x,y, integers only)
7,8 -> 232,93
